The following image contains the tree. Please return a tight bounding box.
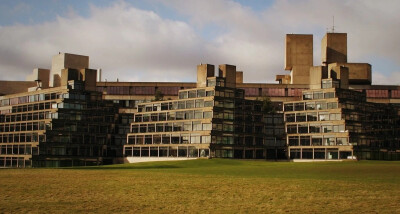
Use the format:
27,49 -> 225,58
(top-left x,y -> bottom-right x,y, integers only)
153,89 -> 164,101
261,96 -> 276,114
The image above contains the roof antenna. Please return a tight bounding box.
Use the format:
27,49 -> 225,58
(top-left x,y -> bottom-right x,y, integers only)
331,16 -> 335,33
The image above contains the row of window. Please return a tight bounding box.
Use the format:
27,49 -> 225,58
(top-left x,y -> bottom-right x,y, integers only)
0,144 -> 33,155
285,112 -> 341,122
135,110 -> 213,122
126,134 -> 266,146
10,102 -> 54,113
51,112 -> 116,123
287,124 -> 345,134
97,86 -> 184,96
178,89 -> 215,99
302,91 -> 335,100
124,146 -> 210,158
284,101 -> 338,111
138,99 -> 214,112
127,134 -> 212,145
0,122 -> 45,133
241,88 -> 302,97
0,93 -> 62,107
288,136 -> 349,146
0,133 -> 41,143
46,134 -> 107,144
0,157 -> 32,168
131,121 -> 212,133
289,149 -> 352,160
0,111 -> 49,123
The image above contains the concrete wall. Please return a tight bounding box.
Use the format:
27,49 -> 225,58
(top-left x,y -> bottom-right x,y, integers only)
197,64 -> 215,87
51,53 -> 89,87
285,34 -> 313,70
291,65 -> 311,85
0,81 -> 36,95
219,64 -> 236,88
328,63 -> 371,85
321,33 -> 347,65
82,69 -> 97,91
329,65 -> 349,89
124,157 -> 198,163
236,71 -> 243,84
26,68 -> 50,89
309,66 -> 326,89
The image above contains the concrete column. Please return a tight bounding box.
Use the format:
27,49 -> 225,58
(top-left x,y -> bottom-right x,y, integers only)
325,148 -> 327,160
312,148 -> 315,159
300,148 -> 303,159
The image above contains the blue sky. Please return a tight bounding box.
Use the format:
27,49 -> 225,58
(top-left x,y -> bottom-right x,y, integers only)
0,0 -> 399,84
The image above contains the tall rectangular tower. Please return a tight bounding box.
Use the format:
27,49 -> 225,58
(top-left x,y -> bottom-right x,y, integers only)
51,53 -> 89,87
321,33 -> 347,65
285,34 -> 313,85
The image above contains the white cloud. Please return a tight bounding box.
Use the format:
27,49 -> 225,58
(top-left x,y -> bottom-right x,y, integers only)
161,0 -> 400,83
0,1 -> 204,82
0,0 -> 399,85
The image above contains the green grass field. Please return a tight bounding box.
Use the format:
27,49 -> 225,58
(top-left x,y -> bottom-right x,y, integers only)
0,159 -> 399,213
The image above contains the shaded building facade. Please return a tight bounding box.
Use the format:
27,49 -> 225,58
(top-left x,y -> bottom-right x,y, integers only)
0,54 -> 128,167
1,32 -> 400,167
124,64 -> 285,162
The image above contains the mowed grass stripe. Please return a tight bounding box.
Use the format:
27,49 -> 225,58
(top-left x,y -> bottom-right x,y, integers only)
0,159 -> 399,213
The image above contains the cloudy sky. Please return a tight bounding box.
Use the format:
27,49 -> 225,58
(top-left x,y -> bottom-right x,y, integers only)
0,0 -> 399,84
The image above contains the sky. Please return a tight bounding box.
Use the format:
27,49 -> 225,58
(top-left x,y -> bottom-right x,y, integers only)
0,0 -> 399,85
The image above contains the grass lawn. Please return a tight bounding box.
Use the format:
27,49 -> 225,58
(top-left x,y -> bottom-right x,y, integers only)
0,159 -> 399,213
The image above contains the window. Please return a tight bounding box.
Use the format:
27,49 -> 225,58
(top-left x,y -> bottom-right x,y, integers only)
197,89 -> 205,97
202,123 -> 212,131
306,102 -> 315,110
287,125 -> 297,134
307,112 -> 317,121
298,125 -> 308,133
319,112 -> 329,121
195,99 -> 204,108
186,100 -> 194,108
303,92 -> 312,100
296,113 -> 306,122
178,101 -> 185,109
300,136 -> 310,146
204,111 -> 212,119
289,136 -> 299,146
309,125 -> 320,133
188,90 -> 197,98
316,102 -> 326,110
313,92 -> 323,99
204,101 -> 213,107
284,103 -> 294,111
325,92 -> 335,99
285,114 -> 295,122
312,137 -> 322,146
193,122 -> 202,131
206,90 -> 215,97
179,91 -> 188,99
327,102 -> 338,109
194,111 -> 203,119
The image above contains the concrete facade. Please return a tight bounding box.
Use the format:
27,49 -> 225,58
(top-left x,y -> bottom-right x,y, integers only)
51,53 -> 89,87
284,34 -> 313,85
321,33 -> 347,64
1,32 -> 400,166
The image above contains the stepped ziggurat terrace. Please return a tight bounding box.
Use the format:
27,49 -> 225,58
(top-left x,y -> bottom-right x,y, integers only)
0,32 -> 400,167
